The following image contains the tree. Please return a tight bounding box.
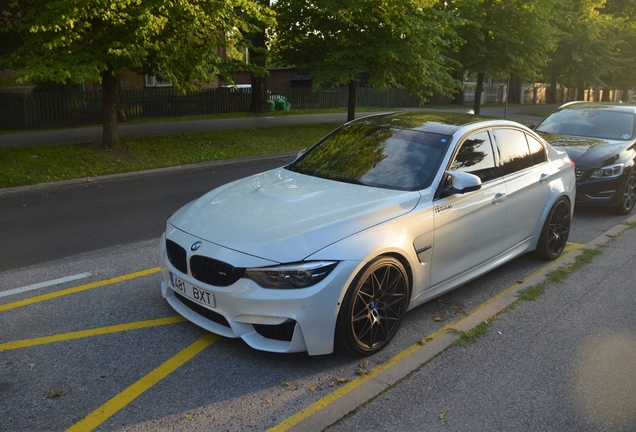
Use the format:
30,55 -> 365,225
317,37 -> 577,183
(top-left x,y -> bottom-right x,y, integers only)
600,0 -> 636,100
246,0 -> 273,113
542,0 -> 620,102
0,0 -> 274,148
271,0 -> 462,122
450,0 -> 559,114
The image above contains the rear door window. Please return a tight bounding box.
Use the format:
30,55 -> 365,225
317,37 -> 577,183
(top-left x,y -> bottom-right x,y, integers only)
527,134 -> 547,165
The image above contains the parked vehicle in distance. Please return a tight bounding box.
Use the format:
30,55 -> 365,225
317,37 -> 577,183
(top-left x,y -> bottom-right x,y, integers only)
160,112 -> 575,356
627,95 -> 636,103
535,102 -> 636,214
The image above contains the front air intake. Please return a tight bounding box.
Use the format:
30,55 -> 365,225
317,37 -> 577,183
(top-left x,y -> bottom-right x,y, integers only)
174,292 -> 230,328
254,320 -> 297,342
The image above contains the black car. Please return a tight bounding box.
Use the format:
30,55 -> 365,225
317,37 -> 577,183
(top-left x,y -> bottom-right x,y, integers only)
535,102 -> 636,214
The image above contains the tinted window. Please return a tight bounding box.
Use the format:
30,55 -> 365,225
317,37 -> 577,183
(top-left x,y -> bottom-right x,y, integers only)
536,108 -> 635,140
451,131 -> 499,182
527,134 -> 547,165
494,129 -> 532,175
287,123 -> 452,191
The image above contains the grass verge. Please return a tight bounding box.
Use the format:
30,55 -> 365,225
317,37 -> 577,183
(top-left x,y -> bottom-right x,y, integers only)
0,123 -> 338,188
0,104 -> 555,188
451,247 -> 604,347
451,320 -> 494,348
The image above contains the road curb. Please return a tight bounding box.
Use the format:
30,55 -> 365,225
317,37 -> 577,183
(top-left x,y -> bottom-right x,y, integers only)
280,213 -> 636,432
0,151 -> 298,196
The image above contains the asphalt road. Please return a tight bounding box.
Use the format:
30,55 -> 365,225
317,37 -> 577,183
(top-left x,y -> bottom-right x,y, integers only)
1,187 -> 633,431
2,107 -> 635,430
0,153 -> 296,272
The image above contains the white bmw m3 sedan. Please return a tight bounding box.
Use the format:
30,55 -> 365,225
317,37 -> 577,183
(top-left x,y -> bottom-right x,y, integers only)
160,112 -> 575,356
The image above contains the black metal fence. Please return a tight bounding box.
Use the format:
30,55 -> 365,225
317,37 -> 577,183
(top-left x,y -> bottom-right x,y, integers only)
0,87 -> 422,130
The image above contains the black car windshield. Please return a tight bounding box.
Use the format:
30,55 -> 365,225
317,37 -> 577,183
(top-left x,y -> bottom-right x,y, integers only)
287,123 -> 452,191
536,108 -> 636,140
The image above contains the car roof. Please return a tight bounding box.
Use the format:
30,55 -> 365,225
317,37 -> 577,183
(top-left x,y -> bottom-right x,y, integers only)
351,111 -> 520,135
556,101 -> 636,114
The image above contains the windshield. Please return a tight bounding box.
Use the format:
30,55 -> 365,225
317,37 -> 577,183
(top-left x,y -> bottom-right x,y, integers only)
536,108 -> 636,140
287,123 -> 452,191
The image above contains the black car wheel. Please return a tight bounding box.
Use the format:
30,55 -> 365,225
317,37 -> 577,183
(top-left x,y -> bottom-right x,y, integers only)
613,171 -> 636,215
534,197 -> 571,260
336,257 -> 410,356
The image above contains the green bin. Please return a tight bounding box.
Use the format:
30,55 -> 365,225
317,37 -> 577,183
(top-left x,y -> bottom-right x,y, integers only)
274,97 -> 291,111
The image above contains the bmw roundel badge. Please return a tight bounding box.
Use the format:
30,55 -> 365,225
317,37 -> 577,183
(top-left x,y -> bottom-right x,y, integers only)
191,241 -> 202,251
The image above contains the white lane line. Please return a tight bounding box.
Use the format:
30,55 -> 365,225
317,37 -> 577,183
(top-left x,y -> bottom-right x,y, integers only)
0,273 -> 94,299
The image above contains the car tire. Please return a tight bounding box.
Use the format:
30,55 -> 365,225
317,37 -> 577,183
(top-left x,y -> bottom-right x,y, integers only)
613,171 -> 636,215
534,197 -> 571,260
335,256 -> 410,356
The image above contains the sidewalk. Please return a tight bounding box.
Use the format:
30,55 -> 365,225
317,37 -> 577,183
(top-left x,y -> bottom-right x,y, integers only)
292,216 -> 636,431
0,105 -> 555,149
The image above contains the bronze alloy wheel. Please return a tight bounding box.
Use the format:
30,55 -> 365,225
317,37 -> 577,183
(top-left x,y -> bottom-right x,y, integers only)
336,256 -> 410,355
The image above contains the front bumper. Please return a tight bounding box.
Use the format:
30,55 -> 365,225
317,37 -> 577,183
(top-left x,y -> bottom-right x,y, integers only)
159,231 -> 362,356
574,173 -> 626,207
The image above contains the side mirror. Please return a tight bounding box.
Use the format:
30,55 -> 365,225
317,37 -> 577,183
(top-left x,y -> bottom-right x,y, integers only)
443,171 -> 482,195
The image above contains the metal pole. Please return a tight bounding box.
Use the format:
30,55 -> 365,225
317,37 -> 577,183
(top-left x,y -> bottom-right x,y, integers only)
504,76 -> 510,119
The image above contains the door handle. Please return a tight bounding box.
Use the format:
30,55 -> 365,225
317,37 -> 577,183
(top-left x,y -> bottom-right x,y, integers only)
540,173 -> 549,183
492,192 -> 507,204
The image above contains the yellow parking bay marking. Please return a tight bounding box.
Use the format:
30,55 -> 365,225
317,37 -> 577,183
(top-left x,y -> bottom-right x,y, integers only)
270,242 -> 584,431
0,267 -> 160,313
66,333 -> 219,432
0,316 -> 186,352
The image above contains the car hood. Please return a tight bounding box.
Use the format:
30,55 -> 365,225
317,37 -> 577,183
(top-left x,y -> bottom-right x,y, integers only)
537,132 -> 628,165
169,168 -> 421,263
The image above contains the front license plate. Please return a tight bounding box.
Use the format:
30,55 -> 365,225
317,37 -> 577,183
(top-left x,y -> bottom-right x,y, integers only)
169,272 -> 216,308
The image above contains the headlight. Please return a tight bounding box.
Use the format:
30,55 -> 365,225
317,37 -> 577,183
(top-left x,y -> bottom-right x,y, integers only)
245,261 -> 338,289
591,163 -> 624,179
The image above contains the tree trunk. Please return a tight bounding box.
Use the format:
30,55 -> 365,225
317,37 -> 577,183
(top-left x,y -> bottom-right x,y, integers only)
451,70 -> 465,105
577,82 -> 586,101
507,75 -> 523,104
249,40 -> 269,113
116,79 -> 128,122
622,85 -> 630,102
601,88 -> 610,102
249,0 -> 269,113
102,70 -> 120,149
347,81 -> 357,122
250,74 -> 269,113
473,72 -> 485,115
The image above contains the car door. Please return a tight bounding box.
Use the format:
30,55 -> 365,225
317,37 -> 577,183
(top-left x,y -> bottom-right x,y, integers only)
492,129 -> 552,252
430,130 -> 507,288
